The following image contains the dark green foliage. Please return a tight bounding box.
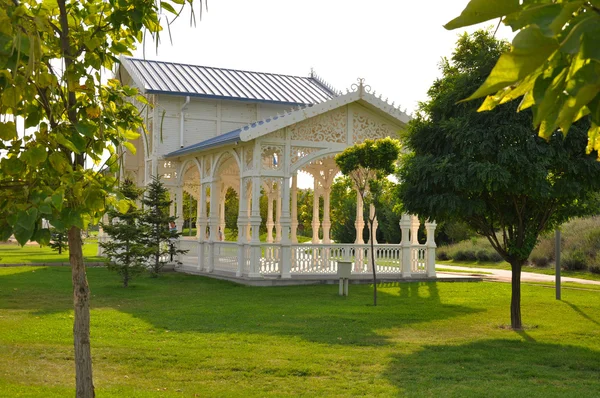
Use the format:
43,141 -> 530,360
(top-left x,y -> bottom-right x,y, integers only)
100,179 -> 150,287
454,250 -> 477,262
49,228 -> 68,254
224,187 -> 239,236
562,250 -> 588,272
398,30 -> 600,328
140,176 -> 186,277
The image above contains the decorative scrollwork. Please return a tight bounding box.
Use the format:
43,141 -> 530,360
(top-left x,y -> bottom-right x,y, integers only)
353,109 -> 396,142
290,107 -> 347,143
351,78 -> 371,94
261,145 -> 284,171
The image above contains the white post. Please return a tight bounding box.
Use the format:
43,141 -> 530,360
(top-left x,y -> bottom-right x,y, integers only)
266,192 -> 275,243
249,176 -> 262,278
312,180 -> 320,244
237,178 -> 247,277
275,187 -> 282,243
246,189 -> 252,242
425,220 -> 437,277
291,174 -> 298,244
322,186 -> 332,244
219,184 -> 226,241
410,215 -> 420,244
400,214 -> 412,278
197,184 -> 207,271
207,179 -> 219,272
175,186 -> 184,232
355,190 -> 364,244
280,176 -> 292,278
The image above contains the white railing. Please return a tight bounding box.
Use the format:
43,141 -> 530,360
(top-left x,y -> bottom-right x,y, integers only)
213,242 -> 238,273
178,239 -> 200,266
260,244 -> 281,274
174,239 -> 434,278
411,245 -> 427,273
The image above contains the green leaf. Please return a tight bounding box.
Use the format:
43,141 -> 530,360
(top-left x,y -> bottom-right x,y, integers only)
503,3 -> 563,35
0,121 -> 16,140
466,25 -> 558,101
122,141 -> 137,154
75,120 -> 98,137
1,86 -> 22,107
21,145 -> 48,167
445,0 -> 520,30
115,199 -> 131,214
160,1 -> 177,14
52,191 -> 64,211
14,208 -> 39,246
49,152 -> 71,174
33,228 -> 51,246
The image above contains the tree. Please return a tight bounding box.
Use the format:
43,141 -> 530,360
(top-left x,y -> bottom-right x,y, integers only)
141,176 -> 185,277
0,0 -> 202,395
49,227 -> 68,254
446,1 -> 600,155
397,30 -> 600,329
100,179 -> 149,287
335,137 -> 400,306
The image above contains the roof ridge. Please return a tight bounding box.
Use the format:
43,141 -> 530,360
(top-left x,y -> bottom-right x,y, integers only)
309,69 -> 341,97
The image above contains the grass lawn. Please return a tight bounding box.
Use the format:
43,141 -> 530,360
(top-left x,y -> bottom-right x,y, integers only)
1,267 -> 599,396
0,241 -> 105,264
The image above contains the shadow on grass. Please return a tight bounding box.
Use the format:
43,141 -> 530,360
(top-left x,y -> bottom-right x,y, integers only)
384,339 -> 600,397
563,300 -> 600,326
0,267 -> 483,346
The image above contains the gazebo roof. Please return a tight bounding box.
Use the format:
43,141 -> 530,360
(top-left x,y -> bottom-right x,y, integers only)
120,57 -> 339,105
165,86 -> 411,159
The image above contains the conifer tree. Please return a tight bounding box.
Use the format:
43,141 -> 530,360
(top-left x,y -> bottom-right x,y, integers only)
100,179 -> 150,287
141,176 -> 185,277
49,228 -> 68,254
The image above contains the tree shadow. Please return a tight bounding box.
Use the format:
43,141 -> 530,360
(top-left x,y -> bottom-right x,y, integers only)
0,267 -> 483,347
563,300 -> 600,326
384,339 -> 600,397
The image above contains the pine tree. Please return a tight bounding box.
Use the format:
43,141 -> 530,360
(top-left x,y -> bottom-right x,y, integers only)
49,228 -> 68,254
141,176 -> 186,277
100,179 -> 150,287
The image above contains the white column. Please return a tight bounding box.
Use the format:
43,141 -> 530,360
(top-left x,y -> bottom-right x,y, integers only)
195,190 -> 202,240
280,176 -> 292,278
266,192 -> 275,243
197,184 -> 207,271
219,188 -> 226,241
175,186 -> 184,232
291,174 -> 298,243
237,178 -> 248,277
322,186 -> 331,244
169,189 -> 175,217
410,215 -> 420,244
400,214 -> 412,278
275,187 -> 282,243
425,220 -> 437,277
312,180 -> 320,244
246,190 -> 251,242
355,190 -> 364,244
249,176 -> 262,278
207,179 -> 219,272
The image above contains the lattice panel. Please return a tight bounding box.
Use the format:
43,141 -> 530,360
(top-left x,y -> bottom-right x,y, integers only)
244,146 -> 254,171
261,145 -> 284,171
290,146 -> 322,165
353,109 -> 397,142
290,107 -> 347,143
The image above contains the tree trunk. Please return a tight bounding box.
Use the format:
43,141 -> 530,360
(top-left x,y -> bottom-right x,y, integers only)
510,260 -> 523,330
369,219 -> 377,306
68,226 -> 95,397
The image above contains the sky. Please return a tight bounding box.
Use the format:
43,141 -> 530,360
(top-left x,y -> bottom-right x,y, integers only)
133,0 -> 515,114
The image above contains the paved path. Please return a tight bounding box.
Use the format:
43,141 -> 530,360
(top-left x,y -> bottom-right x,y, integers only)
436,264 -> 600,286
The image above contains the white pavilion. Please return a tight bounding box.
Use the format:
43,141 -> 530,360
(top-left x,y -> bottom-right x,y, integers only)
108,57 -> 437,281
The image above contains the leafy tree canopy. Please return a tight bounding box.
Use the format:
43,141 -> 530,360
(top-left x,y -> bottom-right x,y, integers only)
446,0 -> 600,154
398,30 -> 600,329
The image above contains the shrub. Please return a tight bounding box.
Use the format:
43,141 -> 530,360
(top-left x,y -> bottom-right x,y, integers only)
454,250 -> 477,262
530,255 -> 550,268
488,251 -> 503,263
437,249 -> 450,261
589,265 -> 600,274
476,250 -> 490,262
562,250 -> 588,271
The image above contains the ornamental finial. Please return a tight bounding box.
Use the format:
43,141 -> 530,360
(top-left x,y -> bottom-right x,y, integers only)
350,78 -> 371,97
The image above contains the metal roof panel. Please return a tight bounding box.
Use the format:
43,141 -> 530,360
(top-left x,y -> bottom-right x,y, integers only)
121,57 -> 339,105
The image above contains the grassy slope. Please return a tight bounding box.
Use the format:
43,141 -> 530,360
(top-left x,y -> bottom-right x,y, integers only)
1,267 -> 599,397
0,241 -> 104,264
